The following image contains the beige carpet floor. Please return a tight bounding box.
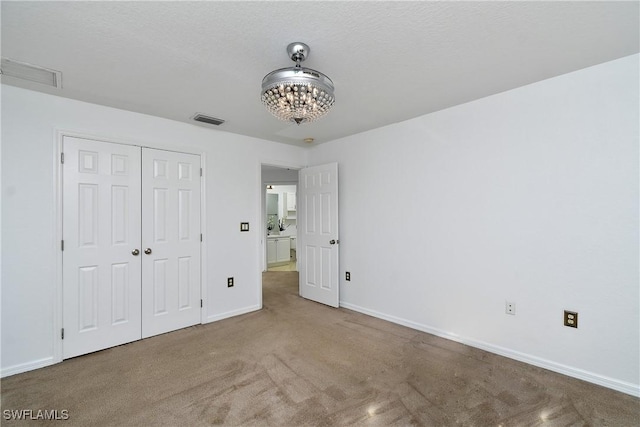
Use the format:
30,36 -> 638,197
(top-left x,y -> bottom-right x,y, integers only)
1,271 -> 638,426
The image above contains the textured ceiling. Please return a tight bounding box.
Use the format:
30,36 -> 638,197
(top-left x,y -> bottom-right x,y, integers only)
2,1 -> 638,147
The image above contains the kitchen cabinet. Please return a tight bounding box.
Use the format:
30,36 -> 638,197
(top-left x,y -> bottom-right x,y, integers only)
283,192 -> 296,219
267,236 -> 291,266
286,192 -> 296,210
266,239 -> 277,265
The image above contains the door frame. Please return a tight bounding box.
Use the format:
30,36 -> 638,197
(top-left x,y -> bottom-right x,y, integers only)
53,130 -> 208,363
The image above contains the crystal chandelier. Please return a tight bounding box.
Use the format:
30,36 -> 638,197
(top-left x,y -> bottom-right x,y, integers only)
261,42 -> 335,125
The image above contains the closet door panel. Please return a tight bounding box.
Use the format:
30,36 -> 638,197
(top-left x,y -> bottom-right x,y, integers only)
62,137 -> 142,359
141,148 -> 201,338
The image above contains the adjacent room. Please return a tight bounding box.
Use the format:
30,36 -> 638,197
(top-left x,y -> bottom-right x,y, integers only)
264,182 -> 298,272
1,1 -> 638,425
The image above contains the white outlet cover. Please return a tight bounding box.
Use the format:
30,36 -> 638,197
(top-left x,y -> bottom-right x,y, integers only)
506,302 -> 516,315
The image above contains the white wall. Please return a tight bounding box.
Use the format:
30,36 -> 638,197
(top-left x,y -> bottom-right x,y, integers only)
1,85 -> 306,375
261,167 -> 298,183
309,55 -> 639,395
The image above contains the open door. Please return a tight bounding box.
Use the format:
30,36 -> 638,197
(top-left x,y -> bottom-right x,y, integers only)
298,163 -> 339,307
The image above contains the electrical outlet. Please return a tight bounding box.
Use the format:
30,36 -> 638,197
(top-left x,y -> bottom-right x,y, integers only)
227,277 -> 234,288
345,272 -> 351,281
505,301 -> 516,315
564,310 -> 578,328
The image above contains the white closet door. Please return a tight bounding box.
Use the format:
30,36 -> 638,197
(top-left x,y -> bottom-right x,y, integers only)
62,137 -> 142,359
141,148 -> 201,338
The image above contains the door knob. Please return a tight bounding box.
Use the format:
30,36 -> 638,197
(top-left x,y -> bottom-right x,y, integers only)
329,239 -> 336,245
132,249 -> 140,256
144,248 -> 152,255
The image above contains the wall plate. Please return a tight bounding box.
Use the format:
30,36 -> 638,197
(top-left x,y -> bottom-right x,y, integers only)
564,310 -> 578,328
506,301 -> 516,315
240,222 -> 249,232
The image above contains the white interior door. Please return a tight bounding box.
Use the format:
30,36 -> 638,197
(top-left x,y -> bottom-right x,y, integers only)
298,163 -> 339,307
141,148 -> 201,338
62,137 -> 142,359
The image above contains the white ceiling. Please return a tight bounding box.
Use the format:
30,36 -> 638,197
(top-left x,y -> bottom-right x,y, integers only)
2,1 -> 638,147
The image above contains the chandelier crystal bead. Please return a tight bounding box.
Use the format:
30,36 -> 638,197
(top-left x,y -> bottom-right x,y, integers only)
261,42 -> 335,125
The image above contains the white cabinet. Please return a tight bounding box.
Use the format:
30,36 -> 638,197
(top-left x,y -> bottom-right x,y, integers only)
276,238 -> 290,263
267,236 -> 290,266
266,239 -> 277,265
284,192 -> 296,219
286,192 -> 296,210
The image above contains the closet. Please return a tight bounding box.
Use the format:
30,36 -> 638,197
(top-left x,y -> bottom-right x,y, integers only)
62,136 -> 201,359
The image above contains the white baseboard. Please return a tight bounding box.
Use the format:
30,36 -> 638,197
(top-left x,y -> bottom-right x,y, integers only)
1,357 -> 56,378
339,301 -> 640,398
205,304 -> 261,323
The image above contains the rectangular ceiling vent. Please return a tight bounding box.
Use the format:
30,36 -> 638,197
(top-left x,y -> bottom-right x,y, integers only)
0,58 -> 62,88
192,113 -> 225,126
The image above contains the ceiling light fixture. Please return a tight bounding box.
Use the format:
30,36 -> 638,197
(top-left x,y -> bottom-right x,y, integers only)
261,42 -> 335,125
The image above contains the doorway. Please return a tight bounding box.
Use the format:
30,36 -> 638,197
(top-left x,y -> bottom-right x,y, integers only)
260,162 -> 340,308
265,184 -> 297,272
260,164 -> 299,312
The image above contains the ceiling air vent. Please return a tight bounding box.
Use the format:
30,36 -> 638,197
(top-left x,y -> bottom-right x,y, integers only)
0,58 -> 62,88
192,113 -> 225,126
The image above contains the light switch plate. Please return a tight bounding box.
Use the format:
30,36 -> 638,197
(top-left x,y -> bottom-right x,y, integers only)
240,222 -> 249,232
